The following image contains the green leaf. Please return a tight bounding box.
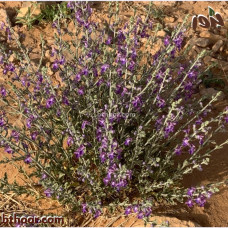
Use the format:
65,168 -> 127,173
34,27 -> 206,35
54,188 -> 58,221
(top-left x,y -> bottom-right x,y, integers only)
208,6 -> 215,16
59,172 -> 65,178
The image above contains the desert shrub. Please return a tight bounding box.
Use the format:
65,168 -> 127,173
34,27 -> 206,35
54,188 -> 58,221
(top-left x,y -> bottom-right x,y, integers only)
0,1 -> 227,224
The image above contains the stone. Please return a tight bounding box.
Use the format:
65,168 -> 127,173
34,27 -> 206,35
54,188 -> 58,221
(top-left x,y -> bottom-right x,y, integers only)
166,22 -> 178,29
157,30 -> 166,37
0,8 -> 11,27
203,56 -> 217,65
212,40 -> 224,53
68,21 -> 76,33
204,58 -> 228,71
200,88 -> 225,101
200,31 -> 224,43
177,17 -> 183,23
8,54 -> 16,62
46,38 -> 55,45
220,28 -> 228,37
225,21 -> 228,29
164,17 -> 175,23
220,46 -> 224,52
220,60 -> 228,71
195,38 -> 211,47
149,39 -> 163,55
152,2 -> 177,7
17,2 -> 41,18
189,45 -> 203,58
186,37 -> 211,48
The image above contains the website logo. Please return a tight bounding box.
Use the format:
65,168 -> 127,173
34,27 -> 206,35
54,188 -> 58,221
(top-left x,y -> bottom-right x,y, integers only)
192,6 -> 224,30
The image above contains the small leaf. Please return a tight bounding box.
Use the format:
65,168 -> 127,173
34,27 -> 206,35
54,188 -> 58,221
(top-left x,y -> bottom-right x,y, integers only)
208,6 -> 215,16
59,172 -> 65,178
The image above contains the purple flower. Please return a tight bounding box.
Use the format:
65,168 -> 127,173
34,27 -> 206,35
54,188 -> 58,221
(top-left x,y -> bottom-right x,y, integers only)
157,96 -> 165,108
5,145 -> 13,154
115,84 -> 122,94
117,30 -> 126,43
164,36 -> 170,46
67,136 -> 74,147
125,206 -> 132,215
22,142 -> 28,149
92,67 -> 98,77
0,22 -> 4,30
117,67 -> 123,76
82,120 -> 90,130
174,33 -> 184,50
82,67 -> 89,76
51,47 -> 57,57
98,118 -> 105,127
24,155 -> 32,164
187,187 -> 196,197
74,145 -> 85,159
0,117 -> 4,127
187,71 -> 196,79
171,48 -> 176,58
174,146 -> 182,155
225,115 -> 228,123
94,209 -> 101,219
182,137 -> 190,147
206,191 -> 213,199
103,177 -> 109,185
62,96 -> 70,105
75,73 -> 81,82
0,55 -> 3,64
101,137 -> 108,149
128,61 -> 135,72
196,135 -> 204,145
195,118 -> 202,125
189,144 -> 195,155
26,119 -> 32,128
82,203 -> 87,213
195,195 -> 206,207
106,36 -> 112,45
184,81 -> 193,91
121,87 -> 128,97
67,1 -> 73,9
133,205 -> 139,213
132,96 -> 141,108
144,207 -> 152,217
52,21 -> 57,28
137,211 -> 144,219
96,79 -> 104,87
6,27 -> 11,40
164,122 -> 176,138
46,96 -> 55,108
31,131 -> 38,141
44,188 -> 53,197
108,152 -> 114,160
41,173 -> 47,180
0,87 -> 6,96
185,199 -> 194,207
101,64 -> 110,74
124,138 -> 132,146
119,57 -> 127,65
77,88 -> 84,96
11,130 -> 19,142
52,60 -> 59,70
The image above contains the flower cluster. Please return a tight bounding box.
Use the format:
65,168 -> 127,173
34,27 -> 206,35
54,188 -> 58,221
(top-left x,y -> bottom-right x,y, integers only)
185,186 -> 214,208
125,204 -> 152,219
